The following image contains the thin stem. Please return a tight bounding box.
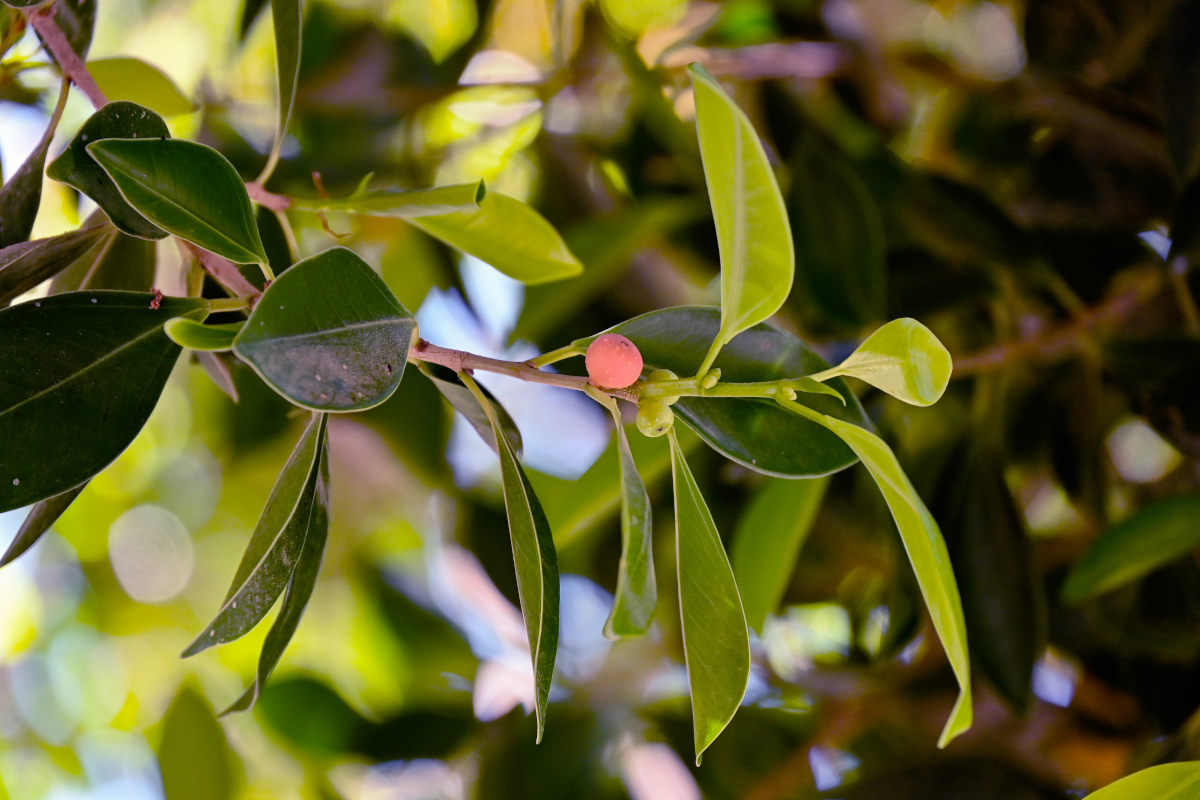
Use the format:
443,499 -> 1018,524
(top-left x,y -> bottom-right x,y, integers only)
27,2 -> 106,109
527,342 -> 585,368
257,261 -> 275,282
206,296 -> 254,313
273,207 -> 300,264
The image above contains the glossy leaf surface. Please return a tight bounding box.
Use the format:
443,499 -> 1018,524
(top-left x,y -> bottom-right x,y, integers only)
410,191 -> 583,285
670,433 -> 750,764
0,482 -> 86,567
47,101 -> 170,239
603,403 -> 656,638
300,181 -> 484,217
0,224 -> 109,306
87,58 -> 196,116
183,414 -> 326,657
234,247 -> 415,411
827,318 -> 952,406
416,363 -> 522,455
464,373 -> 559,741
1062,495 -> 1200,604
87,138 -> 267,263
0,291 -> 206,512
732,476 -> 828,633
1083,762 -> 1200,800
689,64 -> 793,373
225,425 -> 330,714
587,306 -> 871,477
165,318 -> 241,352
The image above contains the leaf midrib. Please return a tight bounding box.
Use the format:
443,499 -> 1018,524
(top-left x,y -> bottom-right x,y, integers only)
237,315 -> 412,350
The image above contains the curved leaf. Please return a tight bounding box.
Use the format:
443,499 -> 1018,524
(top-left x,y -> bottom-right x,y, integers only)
824,318 -> 952,407
670,432 -> 750,764
233,247 -> 415,411
47,101 -> 170,239
1062,495 -> 1200,604
732,476 -> 827,633
416,363 -> 522,455
257,0 -> 301,181
0,291 -> 206,512
87,58 -> 196,117
0,93 -> 61,248
1084,762 -> 1200,800
603,402 -> 655,638
297,181 -> 485,218
689,64 -> 793,375
462,372 -> 559,741
183,414 -> 326,657
0,224 -> 110,306
165,318 -> 241,352
410,191 -> 582,285
86,138 -> 267,264
0,482 -> 87,567
585,306 -> 871,477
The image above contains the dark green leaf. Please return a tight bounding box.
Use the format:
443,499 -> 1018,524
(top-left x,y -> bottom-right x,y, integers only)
1161,3 -> 1200,183
689,64 -> 793,375
732,476 -> 827,633
463,372 -> 559,741
233,247 -> 415,411
584,306 -> 871,477
47,101 -> 170,239
822,318 -> 953,407
0,291 -> 207,512
296,181 -> 485,218
224,420 -> 330,714
602,402 -> 655,638
86,138 -> 267,263
87,58 -> 196,116
0,224 -> 109,306
183,414 -> 325,657
164,318 -> 241,352
259,0 -> 301,180
1083,762 -> 1200,800
670,433 -> 750,764
0,482 -> 86,567
156,687 -> 237,800
1062,495 -> 1200,604
410,191 -> 583,285
416,363 -> 522,455
50,216 -> 157,292
0,102 -> 58,248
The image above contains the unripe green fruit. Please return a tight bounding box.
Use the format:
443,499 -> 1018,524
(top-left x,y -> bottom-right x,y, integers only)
636,399 -> 674,437
645,368 -> 680,406
586,333 -> 643,388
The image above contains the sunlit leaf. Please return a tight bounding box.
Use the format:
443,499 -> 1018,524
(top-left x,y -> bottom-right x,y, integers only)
0,291 -> 207,512
183,414 -> 326,657
87,58 -> 196,116
732,476 -> 827,633
165,318 -> 241,352
0,482 -> 86,567
0,224 -> 109,306
670,432 -> 750,764
602,402 -> 655,638
47,101 -> 170,239
297,181 -> 485,218
793,376 -> 845,404
1083,762 -> 1200,800
86,138 -> 268,264
233,247 -> 416,411
1062,495 -> 1200,604
416,363 -> 522,455
156,687 -> 237,800
463,372 -> 559,741
223,427 -> 329,714
410,191 -> 583,285
689,63 -> 793,375
824,318 -> 952,407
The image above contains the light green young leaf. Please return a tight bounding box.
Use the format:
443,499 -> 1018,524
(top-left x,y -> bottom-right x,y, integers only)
462,372 -> 559,741
410,191 -> 583,285
296,181 -> 485,218
182,414 -> 326,658
670,432 -> 750,765
1062,494 -> 1200,604
0,482 -> 87,568
792,376 -> 845,404
780,401 -> 972,747
257,0 -> 302,182
86,138 -> 268,264
1083,762 -> 1200,800
165,318 -> 242,352
601,400 -> 656,638
689,63 -> 793,376
821,318 -> 952,407
87,58 -> 196,117
732,476 -> 828,633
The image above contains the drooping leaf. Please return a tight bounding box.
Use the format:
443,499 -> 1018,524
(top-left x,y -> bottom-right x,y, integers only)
1062,495 -> 1200,605
0,224 -> 109,306
1083,762 -> 1200,800
0,96 -> 60,248
183,414 -> 326,657
296,181 -> 485,218
86,138 -> 268,264
47,101 -> 170,239
233,247 -> 415,411
602,402 -> 655,638
87,58 -> 196,116
165,318 -> 242,352
410,191 -> 583,285
823,318 -> 953,407
0,291 -> 207,512
416,363 -> 522,455
688,63 -> 793,375
732,476 -> 827,633
222,427 -> 329,715
462,372 -> 559,741
670,432 -> 750,764
0,482 -> 86,567
1160,3 -> 1200,183
581,306 -> 871,477
156,687 -> 238,800
781,402 -> 972,747
257,0 -> 301,180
